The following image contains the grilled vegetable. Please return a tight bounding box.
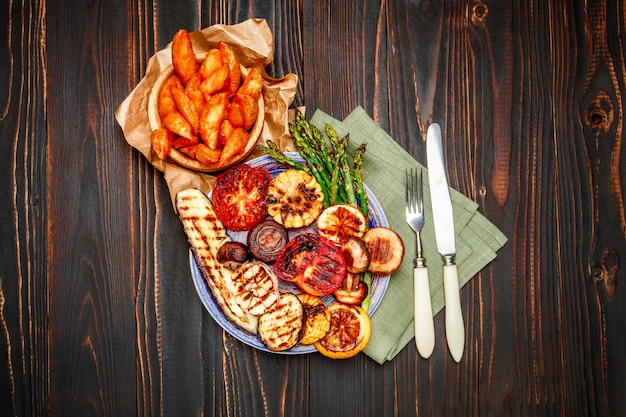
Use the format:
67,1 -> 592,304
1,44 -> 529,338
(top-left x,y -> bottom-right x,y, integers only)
258,293 -> 304,351
333,272 -> 368,305
212,163 -> 271,231
297,293 -> 331,344
266,169 -> 324,228
362,227 -> 405,275
247,219 -> 288,263
340,238 -> 371,274
275,233 -> 346,297
231,262 -> 279,316
217,241 -> 251,270
176,188 -> 258,333
259,109 -> 369,214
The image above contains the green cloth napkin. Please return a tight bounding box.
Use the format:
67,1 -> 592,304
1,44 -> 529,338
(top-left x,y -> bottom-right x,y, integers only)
310,107 -> 508,364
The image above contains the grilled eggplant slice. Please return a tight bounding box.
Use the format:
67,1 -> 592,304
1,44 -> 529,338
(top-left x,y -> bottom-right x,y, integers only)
176,188 -> 258,334
258,293 -> 304,351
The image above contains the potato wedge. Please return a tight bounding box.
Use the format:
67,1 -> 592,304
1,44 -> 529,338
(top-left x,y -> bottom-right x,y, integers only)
226,101 -> 245,128
185,73 -> 207,114
173,135 -> 199,149
151,128 -> 175,160
233,92 -> 259,130
171,29 -> 198,85
199,48 -> 223,79
199,64 -> 230,96
218,41 -> 241,97
199,92 -> 228,150
171,86 -> 200,135
157,75 -> 183,120
218,127 -> 249,167
179,143 -> 221,166
218,119 -> 235,146
163,111 -> 195,141
238,67 -> 263,100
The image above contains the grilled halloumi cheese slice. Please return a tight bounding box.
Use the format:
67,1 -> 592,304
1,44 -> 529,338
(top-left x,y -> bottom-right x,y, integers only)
231,262 -> 279,316
176,188 -> 258,334
258,293 -> 304,351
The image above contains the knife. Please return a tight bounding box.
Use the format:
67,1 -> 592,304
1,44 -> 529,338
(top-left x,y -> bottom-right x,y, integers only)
426,123 -> 465,362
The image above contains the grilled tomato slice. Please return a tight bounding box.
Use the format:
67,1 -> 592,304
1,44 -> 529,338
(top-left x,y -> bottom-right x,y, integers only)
313,302 -> 371,359
275,233 -> 346,296
212,163 -> 271,231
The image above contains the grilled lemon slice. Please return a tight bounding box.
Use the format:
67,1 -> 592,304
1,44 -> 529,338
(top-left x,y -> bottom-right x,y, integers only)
266,169 -> 324,228
316,204 -> 368,245
313,303 -> 371,359
297,293 -> 331,344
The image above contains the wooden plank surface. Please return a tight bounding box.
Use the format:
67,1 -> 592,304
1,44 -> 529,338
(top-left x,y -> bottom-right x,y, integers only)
1,0 -> 625,416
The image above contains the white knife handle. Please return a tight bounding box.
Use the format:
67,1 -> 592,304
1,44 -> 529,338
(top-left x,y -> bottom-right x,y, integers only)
443,263 -> 464,362
414,266 -> 435,358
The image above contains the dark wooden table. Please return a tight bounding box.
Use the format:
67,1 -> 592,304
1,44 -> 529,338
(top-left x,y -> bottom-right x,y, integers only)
3,1 -> 626,416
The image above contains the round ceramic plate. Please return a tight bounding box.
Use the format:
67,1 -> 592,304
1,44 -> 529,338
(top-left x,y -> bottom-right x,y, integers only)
190,153 -> 390,354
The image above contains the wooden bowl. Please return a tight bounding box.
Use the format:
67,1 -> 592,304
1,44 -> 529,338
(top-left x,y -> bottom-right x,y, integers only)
147,54 -> 264,172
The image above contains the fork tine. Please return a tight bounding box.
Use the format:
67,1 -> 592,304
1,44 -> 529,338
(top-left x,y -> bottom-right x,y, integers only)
405,169 -> 409,209
417,169 -> 423,214
406,167 -> 419,214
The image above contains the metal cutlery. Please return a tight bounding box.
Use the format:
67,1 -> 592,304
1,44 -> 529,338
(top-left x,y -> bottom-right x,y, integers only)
405,168 -> 435,359
426,123 -> 465,362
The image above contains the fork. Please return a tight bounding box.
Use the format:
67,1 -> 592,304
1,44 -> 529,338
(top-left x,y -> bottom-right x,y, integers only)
405,168 -> 435,358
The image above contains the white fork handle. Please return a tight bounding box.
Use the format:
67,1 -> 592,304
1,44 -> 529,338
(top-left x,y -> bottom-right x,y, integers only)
414,266 -> 435,358
443,263 -> 464,362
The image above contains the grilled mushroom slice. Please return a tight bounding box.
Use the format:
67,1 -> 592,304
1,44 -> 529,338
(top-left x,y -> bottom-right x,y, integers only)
340,237 -> 371,273
217,241 -> 251,270
247,219 -> 288,263
333,272 -> 368,305
362,227 -> 405,275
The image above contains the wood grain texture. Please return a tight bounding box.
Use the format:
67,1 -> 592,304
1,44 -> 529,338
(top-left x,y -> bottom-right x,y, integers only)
1,0 -> 626,416
0,0 -> 48,416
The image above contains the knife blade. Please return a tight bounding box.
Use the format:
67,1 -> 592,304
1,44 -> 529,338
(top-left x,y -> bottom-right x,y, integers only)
426,123 -> 465,362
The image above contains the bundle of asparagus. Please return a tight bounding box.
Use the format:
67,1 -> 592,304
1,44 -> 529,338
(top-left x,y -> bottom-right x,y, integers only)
258,109 -> 368,217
